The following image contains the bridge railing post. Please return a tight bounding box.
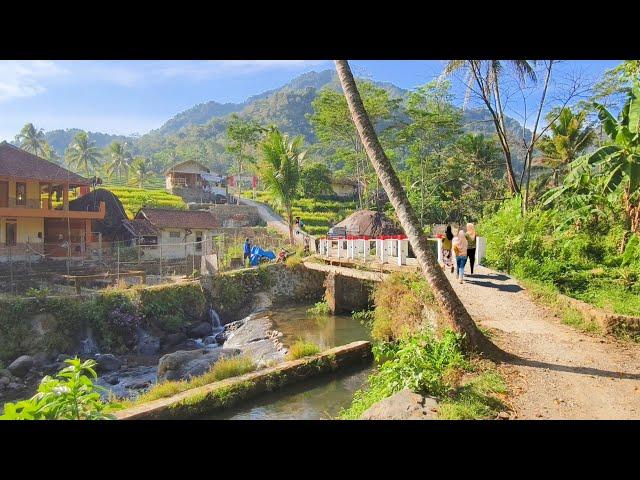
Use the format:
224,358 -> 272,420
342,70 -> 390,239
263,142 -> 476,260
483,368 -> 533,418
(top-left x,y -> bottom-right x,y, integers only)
476,236 -> 486,266
437,238 -> 443,265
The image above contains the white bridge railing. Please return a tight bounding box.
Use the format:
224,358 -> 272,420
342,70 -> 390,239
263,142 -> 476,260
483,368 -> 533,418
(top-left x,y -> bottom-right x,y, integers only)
318,235 -> 486,267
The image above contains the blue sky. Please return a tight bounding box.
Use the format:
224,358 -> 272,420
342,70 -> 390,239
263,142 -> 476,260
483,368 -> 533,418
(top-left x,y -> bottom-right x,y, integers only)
0,60 -> 622,142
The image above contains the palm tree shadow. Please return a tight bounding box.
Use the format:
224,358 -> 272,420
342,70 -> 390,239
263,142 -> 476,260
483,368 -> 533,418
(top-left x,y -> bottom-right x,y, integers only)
496,352 -> 640,380
466,279 -> 523,293
469,273 -> 510,281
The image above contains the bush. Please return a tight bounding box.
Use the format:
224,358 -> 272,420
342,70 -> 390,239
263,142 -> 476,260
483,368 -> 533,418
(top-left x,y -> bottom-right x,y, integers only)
307,300 -> 330,317
339,329 -> 466,419
0,358 -> 114,420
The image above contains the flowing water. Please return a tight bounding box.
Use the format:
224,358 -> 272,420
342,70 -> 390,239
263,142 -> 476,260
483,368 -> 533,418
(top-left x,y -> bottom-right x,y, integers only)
207,304 -> 373,420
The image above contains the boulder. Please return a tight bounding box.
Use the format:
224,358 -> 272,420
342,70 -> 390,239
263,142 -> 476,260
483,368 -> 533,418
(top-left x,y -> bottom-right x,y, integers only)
224,317 -> 272,347
235,339 -> 285,367
7,355 -> 34,378
0,377 -> 10,386
360,389 -> 438,420
203,336 -> 218,345
94,354 -> 122,373
157,348 -> 241,382
188,322 -> 212,338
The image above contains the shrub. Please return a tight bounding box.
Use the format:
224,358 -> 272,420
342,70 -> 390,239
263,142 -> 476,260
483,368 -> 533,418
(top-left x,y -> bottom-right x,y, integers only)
286,340 -> 321,360
0,358 -> 114,420
307,301 -> 330,317
339,329 -> 466,419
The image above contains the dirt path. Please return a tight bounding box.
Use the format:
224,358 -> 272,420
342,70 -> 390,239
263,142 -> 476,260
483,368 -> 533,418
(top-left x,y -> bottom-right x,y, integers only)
239,197 -> 316,252
448,265 -> 640,419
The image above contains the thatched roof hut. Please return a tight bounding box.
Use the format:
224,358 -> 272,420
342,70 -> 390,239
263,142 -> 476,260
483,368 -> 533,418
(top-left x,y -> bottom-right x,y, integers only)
69,188 -> 130,241
334,209 -> 403,237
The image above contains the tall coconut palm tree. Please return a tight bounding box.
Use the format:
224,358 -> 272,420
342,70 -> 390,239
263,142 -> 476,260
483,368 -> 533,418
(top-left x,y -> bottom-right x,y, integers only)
442,60 -> 537,195
534,108 -> 596,186
65,132 -> 102,177
335,60 -> 496,354
129,156 -> 149,189
106,142 -> 132,182
259,128 -> 305,245
16,123 -> 46,157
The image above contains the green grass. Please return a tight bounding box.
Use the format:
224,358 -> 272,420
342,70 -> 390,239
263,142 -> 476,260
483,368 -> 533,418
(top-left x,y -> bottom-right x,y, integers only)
119,356 -> 256,407
286,340 -> 321,360
519,278 -> 602,334
438,370 -> 508,420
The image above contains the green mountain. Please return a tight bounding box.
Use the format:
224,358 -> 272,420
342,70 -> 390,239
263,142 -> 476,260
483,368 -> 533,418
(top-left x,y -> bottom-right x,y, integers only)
35,69 -> 531,175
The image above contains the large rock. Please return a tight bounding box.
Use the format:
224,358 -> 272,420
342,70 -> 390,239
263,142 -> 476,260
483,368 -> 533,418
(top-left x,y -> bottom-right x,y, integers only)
7,355 -> 34,378
222,315 -> 285,366
188,322 -> 212,338
360,389 -> 439,420
94,354 -> 123,373
223,316 -> 272,347
157,348 -> 241,383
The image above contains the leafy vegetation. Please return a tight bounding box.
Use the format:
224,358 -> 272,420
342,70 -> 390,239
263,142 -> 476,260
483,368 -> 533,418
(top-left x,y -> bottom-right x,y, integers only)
307,300 -> 330,317
339,329 -> 506,420
1,358 -> 114,420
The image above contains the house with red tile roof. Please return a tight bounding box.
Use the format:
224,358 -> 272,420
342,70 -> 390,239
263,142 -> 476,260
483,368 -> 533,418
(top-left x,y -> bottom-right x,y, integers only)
0,141 -> 105,260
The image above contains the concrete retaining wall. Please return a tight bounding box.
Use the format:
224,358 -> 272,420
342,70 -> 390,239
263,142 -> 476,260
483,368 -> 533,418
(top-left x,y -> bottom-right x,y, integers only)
558,293 -> 640,335
114,340 -> 372,420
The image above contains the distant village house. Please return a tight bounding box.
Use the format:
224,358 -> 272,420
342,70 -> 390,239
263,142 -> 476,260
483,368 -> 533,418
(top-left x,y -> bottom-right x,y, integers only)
164,160 -> 228,204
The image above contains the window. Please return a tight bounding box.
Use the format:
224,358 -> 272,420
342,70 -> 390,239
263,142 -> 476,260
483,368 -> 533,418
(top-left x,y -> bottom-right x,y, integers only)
16,182 -> 26,206
169,231 -> 181,238
195,231 -> 203,251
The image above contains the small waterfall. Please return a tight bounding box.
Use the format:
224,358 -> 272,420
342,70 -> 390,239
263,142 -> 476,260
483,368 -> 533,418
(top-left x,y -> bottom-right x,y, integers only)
80,334 -> 99,356
210,306 -> 223,334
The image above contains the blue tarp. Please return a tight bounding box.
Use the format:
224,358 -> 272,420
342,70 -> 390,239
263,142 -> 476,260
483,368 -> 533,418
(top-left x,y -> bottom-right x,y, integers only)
249,246 -> 276,266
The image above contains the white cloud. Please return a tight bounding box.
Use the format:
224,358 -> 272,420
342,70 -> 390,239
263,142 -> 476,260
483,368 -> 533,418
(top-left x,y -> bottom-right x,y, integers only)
0,61 -> 69,102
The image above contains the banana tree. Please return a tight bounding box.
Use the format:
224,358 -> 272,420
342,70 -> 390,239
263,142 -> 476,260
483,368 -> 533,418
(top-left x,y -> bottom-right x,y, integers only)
547,84 -> 640,233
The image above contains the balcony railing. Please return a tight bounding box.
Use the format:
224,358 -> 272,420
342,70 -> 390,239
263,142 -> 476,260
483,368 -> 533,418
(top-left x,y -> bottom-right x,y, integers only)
0,201 -> 106,219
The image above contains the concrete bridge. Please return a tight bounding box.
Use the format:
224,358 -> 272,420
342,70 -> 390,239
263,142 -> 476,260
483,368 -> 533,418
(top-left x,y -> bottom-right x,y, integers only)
307,235 -> 486,314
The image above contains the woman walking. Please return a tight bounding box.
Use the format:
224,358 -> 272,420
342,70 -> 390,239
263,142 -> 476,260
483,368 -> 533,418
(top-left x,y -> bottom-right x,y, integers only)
465,223 -> 477,276
442,225 -> 454,273
452,229 -> 468,284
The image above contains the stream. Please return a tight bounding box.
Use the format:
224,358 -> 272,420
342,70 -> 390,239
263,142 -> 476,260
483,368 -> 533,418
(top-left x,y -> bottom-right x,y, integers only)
207,304 -> 373,420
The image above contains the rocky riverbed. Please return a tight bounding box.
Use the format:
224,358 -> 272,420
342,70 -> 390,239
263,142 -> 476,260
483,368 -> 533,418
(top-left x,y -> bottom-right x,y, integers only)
0,292 -> 289,404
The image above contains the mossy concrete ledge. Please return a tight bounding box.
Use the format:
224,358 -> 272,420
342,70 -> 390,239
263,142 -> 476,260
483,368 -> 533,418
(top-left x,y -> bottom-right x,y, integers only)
114,341 -> 373,420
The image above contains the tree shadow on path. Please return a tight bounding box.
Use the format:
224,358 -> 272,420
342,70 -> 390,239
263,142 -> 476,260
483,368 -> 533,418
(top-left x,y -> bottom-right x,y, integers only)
498,353 -> 640,380
466,279 -> 523,293
468,273 -> 510,281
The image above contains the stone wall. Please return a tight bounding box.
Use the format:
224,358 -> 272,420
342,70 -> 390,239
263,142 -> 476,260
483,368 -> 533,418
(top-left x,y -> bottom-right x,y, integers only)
205,263 -> 327,323
208,205 -> 264,227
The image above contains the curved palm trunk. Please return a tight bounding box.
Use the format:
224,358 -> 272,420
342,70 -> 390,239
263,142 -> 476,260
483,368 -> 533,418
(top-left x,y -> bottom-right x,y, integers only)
335,60 -> 497,354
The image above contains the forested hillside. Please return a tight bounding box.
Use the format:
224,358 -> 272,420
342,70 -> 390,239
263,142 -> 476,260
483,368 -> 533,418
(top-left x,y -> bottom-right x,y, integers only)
33,69 -> 531,177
